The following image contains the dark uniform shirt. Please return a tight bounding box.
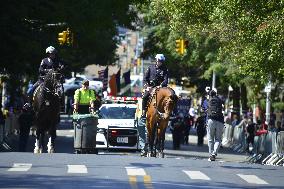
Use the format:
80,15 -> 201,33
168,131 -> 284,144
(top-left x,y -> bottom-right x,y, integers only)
143,64 -> 168,87
39,57 -> 64,78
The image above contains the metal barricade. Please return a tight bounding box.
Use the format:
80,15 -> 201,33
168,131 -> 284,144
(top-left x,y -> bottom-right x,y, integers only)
222,123 -> 231,146
264,132 -> 272,155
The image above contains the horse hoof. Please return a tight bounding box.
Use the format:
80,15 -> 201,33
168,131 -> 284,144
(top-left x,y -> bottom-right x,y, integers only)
48,148 -> 54,153
158,152 -> 165,158
34,148 -> 42,154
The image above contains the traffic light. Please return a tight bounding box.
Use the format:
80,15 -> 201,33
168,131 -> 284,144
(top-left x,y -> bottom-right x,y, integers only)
58,31 -> 67,45
66,28 -> 74,46
175,39 -> 184,55
137,58 -> 141,66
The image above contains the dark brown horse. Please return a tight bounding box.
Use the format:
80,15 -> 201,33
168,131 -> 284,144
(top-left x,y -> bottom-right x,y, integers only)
146,87 -> 178,158
33,69 -> 63,153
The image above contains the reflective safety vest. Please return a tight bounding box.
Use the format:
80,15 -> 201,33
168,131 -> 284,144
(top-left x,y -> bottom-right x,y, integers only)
135,98 -> 143,119
74,89 -> 96,105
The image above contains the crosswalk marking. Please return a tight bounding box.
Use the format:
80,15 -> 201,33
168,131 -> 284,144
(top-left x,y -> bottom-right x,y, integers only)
237,174 -> 268,185
3,163 -> 272,186
183,170 -> 211,180
67,165 -> 88,174
125,167 -> 146,176
7,163 -> 32,172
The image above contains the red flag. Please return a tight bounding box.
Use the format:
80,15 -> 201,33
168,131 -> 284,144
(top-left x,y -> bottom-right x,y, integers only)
98,66 -> 108,91
109,74 -> 117,96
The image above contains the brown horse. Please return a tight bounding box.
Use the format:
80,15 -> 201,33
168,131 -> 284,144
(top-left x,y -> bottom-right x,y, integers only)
146,86 -> 178,158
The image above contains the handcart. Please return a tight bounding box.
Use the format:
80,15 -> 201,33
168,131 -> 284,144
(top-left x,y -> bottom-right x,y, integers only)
73,113 -> 99,154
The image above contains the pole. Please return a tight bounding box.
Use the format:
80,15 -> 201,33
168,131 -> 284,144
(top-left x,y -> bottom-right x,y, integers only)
265,75 -> 272,124
212,71 -> 216,89
1,81 -> 7,112
140,37 -> 144,89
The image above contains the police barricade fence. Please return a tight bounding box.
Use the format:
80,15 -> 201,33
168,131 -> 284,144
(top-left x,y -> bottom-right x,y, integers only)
231,126 -> 246,153
221,121 -> 284,166
0,111 -> 19,151
221,123 -> 232,146
247,131 -> 283,166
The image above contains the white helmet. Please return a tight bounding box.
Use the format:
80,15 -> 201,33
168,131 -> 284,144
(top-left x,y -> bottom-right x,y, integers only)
155,54 -> 165,61
46,46 -> 57,54
205,86 -> 211,93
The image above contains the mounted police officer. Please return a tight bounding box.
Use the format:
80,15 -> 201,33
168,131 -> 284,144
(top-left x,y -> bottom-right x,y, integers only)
24,46 -> 65,108
141,54 -> 169,118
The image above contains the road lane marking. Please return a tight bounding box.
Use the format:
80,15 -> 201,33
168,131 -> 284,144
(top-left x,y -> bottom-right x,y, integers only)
7,163 -> 32,172
125,166 -> 146,176
237,174 -> 268,185
129,175 -> 138,189
183,170 -> 211,180
144,175 -> 153,189
67,165 -> 88,174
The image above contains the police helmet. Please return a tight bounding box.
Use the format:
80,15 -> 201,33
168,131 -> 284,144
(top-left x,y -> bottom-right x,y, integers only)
46,46 -> 57,54
155,54 -> 166,62
205,86 -> 211,93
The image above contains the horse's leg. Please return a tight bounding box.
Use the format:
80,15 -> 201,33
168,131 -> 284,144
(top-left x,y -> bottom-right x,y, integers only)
160,126 -> 167,158
146,127 -> 152,157
47,127 -> 56,153
153,123 -> 159,157
146,119 -> 154,157
40,131 -> 45,153
34,129 -> 42,153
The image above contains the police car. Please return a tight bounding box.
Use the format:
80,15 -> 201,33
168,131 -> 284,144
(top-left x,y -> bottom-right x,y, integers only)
96,96 -> 140,150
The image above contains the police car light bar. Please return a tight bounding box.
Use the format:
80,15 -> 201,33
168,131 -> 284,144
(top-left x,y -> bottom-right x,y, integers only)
104,96 -> 138,104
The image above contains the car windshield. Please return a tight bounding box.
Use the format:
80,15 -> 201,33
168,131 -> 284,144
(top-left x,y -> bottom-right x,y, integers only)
99,106 -> 136,119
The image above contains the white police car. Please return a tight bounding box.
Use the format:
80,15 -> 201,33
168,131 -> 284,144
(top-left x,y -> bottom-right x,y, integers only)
96,96 -> 140,150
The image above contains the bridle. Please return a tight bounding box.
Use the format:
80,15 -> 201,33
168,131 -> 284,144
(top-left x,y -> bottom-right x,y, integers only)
43,71 -> 62,97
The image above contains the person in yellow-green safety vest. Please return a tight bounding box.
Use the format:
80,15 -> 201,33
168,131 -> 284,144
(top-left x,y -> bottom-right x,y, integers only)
73,79 -> 96,114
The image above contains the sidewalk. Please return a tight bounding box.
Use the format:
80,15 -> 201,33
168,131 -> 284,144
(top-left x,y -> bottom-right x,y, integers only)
163,130 -> 248,163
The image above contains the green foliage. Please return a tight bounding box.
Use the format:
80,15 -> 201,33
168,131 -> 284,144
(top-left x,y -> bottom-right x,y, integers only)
0,0 -> 140,77
140,0 -> 284,98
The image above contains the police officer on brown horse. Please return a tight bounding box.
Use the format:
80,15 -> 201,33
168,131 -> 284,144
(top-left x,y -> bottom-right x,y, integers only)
141,54 -> 169,118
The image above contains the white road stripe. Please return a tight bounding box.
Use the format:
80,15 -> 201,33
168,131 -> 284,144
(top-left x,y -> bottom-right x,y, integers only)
8,163 -> 32,172
183,170 -> 211,180
67,165 -> 88,174
125,167 -> 146,176
237,174 -> 268,185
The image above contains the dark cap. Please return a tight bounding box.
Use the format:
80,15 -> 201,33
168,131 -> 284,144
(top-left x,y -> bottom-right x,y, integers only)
82,79 -> 89,86
209,89 -> 217,97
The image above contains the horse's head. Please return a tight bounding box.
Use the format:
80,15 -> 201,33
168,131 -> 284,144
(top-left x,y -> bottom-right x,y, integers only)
155,87 -> 178,120
44,69 -> 63,96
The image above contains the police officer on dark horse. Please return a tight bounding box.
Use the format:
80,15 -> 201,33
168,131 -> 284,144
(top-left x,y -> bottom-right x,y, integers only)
141,54 -> 169,118
23,46 -> 64,153
24,46 -> 65,108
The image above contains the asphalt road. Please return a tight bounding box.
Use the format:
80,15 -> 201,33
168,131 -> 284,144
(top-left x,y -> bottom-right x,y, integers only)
0,152 -> 284,189
1,115 -> 283,188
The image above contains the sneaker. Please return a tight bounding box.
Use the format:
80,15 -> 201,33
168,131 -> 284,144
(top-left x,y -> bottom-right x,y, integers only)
208,154 -> 216,161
